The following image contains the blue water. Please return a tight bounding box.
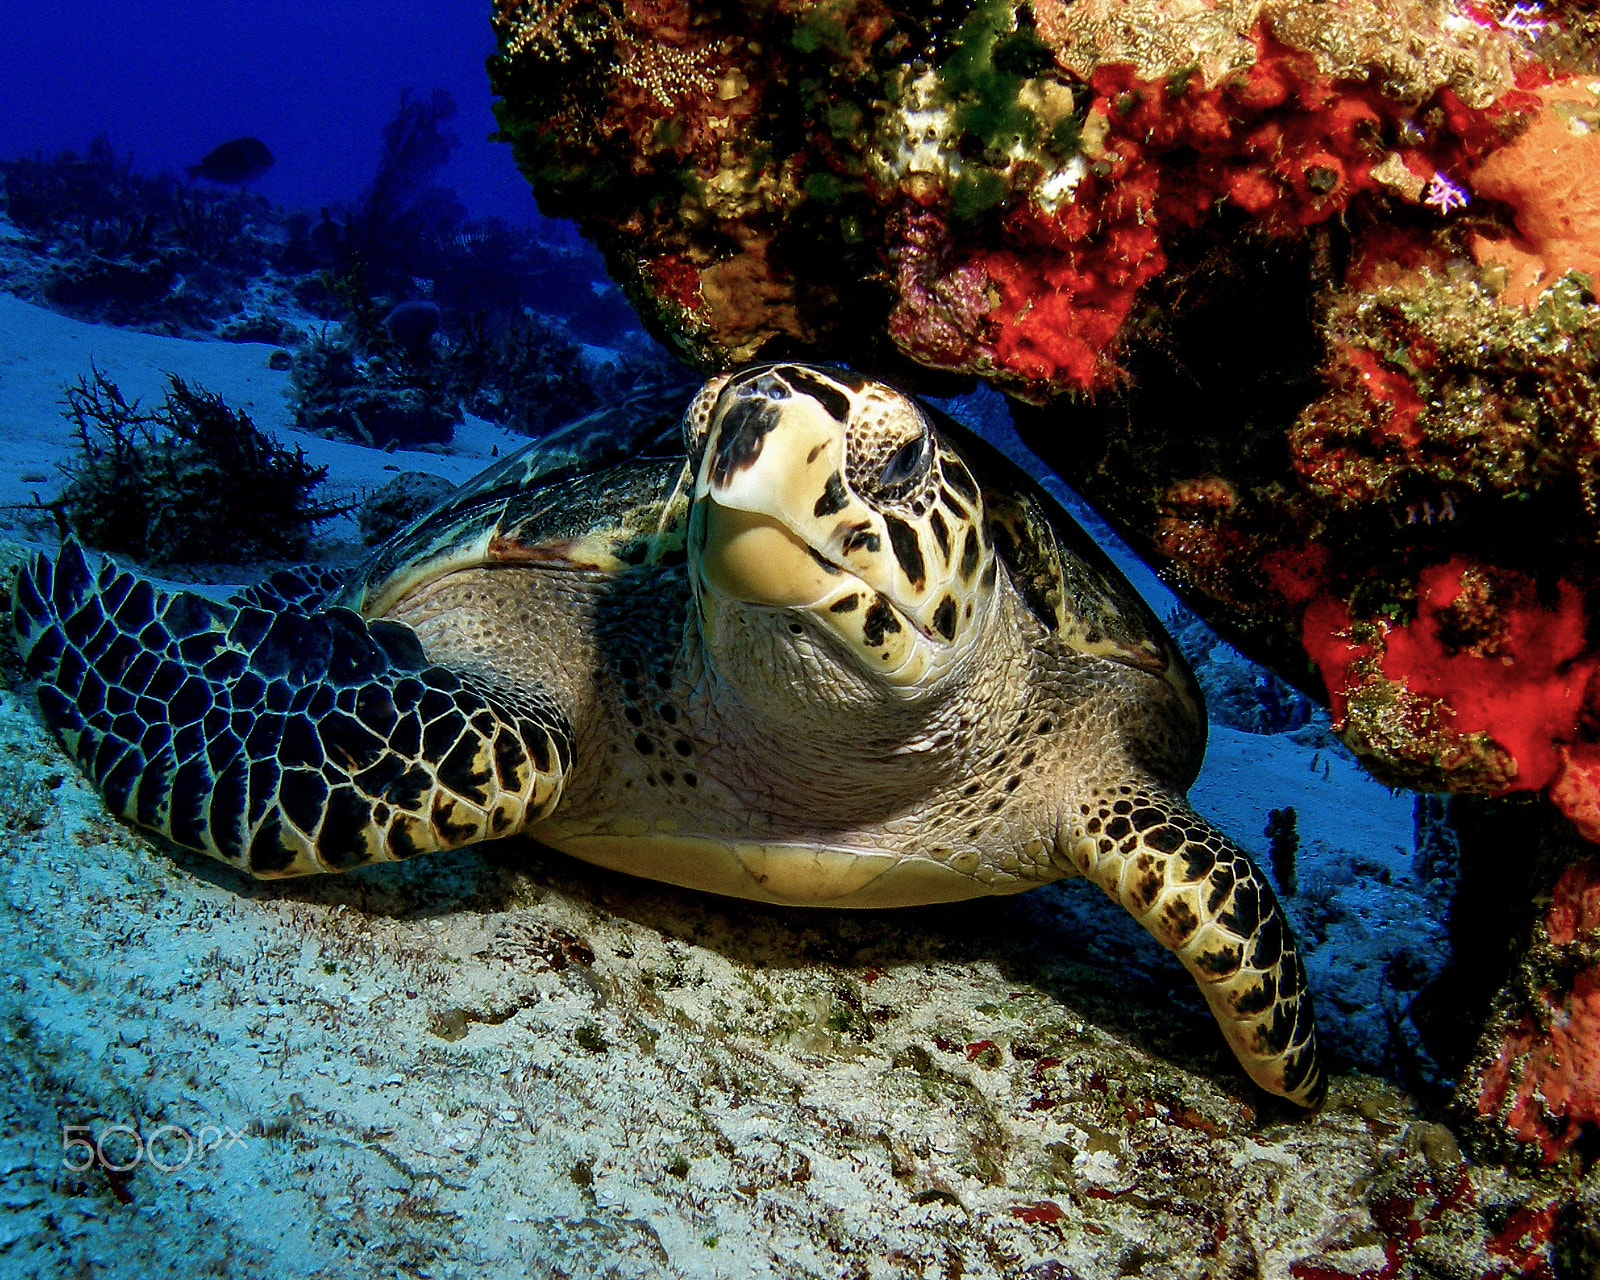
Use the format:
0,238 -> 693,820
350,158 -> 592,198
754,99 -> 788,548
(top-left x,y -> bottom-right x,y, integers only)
1,0 -> 543,229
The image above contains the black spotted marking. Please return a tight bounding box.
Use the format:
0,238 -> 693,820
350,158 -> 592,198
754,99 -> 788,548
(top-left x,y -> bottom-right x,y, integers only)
493,730 -> 530,790
980,560 -> 998,590
388,764 -> 434,813
1249,912 -> 1285,968
813,471 -> 849,518
1217,881 -> 1262,938
1144,824 -> 1185,854
939,487 -> 969,518
928,509 -> 951,561
1158,896 -> 1200,945
319,786 -> 377,869
883,515 -> 926,590
674,738 -> 693,756
1177,841 -> 1215,882
944,459 -> 979,502
1232,973 -> 1277,1017
959,528 -> 980,581
387,816 -> 429,860
431,794 -> 479,845
1252,1004 -> 1296,1056
1104,816 -> 1132,840
249,812 -> 300,875
1131,807 -> 1166,831
209,756 -> 250,859
1192,941 -> 1243,978
1278,952 -> 1304,998
1205,861 -> 1237,912
829,593 -> 860,614
780,366 -> 852,421
861,597 -> 902,647
709,397 -> 783,485
1281,1046 -> 1320,1097
99,749 -> 141,816
841,525 -> 880,555
807,547 -> 842,575
1127,857 -> 1163,911
931,596 -> 957,642
438,736 -> 494,802
635,734 -> 655,755
17,544 -> 582,880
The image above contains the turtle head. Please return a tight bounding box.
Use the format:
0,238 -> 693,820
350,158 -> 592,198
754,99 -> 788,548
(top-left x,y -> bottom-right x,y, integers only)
685,364 -> 997,697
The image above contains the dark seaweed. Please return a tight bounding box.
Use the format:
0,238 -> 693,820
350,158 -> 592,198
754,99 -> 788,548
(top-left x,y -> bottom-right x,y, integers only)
49,369 -> 346,564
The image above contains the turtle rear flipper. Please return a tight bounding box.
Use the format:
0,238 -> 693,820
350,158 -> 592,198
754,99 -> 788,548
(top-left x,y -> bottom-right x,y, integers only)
1063,792 -> 1325,1108
13,544 -> 571,878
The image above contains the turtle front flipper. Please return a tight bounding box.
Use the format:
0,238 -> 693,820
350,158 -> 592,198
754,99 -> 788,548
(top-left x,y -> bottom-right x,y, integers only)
13,544 -> 571,878
1062,789 -> 1324,1108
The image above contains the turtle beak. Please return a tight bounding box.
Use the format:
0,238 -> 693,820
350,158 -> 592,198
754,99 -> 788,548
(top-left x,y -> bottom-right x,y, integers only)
695,501 -> 841,608
691,381 -> 852,611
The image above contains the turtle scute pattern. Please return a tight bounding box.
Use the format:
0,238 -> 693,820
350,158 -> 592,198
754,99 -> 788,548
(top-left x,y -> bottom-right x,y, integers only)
12,543 -> 571,877
1063,785 -> 1325,1109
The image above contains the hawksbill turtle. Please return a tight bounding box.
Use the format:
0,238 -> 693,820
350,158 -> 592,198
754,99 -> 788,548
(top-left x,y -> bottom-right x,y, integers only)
12,363 -> 1323,1106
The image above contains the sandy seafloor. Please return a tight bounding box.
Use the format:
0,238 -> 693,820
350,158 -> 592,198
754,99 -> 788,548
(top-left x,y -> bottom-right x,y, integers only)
0,276 -> 1573,1276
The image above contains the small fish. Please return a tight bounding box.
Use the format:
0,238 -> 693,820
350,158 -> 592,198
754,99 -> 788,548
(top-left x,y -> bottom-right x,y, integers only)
186,138 -> 275,186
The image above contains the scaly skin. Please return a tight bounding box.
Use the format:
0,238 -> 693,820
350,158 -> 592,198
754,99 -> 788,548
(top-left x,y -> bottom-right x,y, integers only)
1062,788 -> 1323,1106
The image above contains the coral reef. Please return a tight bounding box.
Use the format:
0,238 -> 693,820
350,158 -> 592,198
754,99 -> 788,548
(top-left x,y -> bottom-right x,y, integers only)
488,0 -> 1600,825
488,0 -> 1527,391
48,369 -> 343,564
488,0 -> 1600,1180
1469,860 -> 1600,1166
447,312 -> 600,436
0,135 -> 276,333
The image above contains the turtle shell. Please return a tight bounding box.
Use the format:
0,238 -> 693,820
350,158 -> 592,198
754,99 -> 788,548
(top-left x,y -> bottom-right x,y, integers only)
333,390 -> 697,618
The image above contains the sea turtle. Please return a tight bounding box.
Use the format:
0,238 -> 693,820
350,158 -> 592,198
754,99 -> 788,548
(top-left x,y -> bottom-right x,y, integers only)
12,363 -> 1323,1106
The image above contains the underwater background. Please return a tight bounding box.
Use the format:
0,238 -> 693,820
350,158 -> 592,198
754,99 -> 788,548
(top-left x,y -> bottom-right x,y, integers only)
0,1 -> 1586,1275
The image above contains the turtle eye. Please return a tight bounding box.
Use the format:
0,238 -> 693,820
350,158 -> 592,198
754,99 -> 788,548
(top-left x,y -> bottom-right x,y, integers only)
877,435 -> 931,490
